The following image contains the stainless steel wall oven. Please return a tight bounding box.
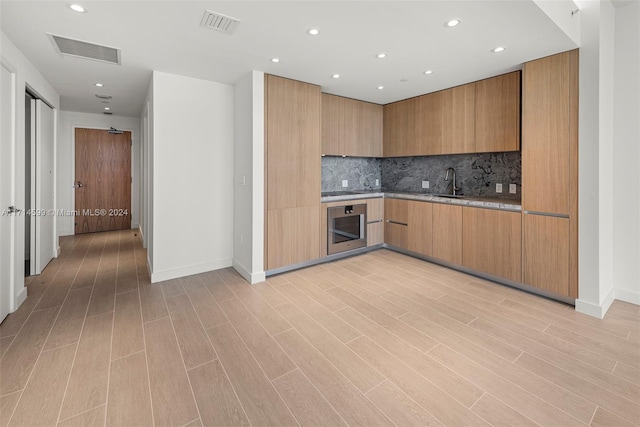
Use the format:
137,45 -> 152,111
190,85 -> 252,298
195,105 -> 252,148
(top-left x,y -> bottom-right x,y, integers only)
327,204 -> 367,255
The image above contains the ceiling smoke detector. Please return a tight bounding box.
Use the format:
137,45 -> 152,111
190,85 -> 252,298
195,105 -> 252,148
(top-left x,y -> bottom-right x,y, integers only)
48,33 -> 121,64
200,10 -> 241,34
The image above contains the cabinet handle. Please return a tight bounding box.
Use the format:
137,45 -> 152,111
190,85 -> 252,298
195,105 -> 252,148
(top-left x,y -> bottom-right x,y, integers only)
385,220 -> 408,226
367,219 -> 383,224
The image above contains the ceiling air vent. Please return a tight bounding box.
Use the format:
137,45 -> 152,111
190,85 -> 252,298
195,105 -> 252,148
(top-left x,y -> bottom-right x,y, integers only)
48,34 -> 121,65
103,111 -> 113,115
95,94 -> 112,100
200,10 -> 240,34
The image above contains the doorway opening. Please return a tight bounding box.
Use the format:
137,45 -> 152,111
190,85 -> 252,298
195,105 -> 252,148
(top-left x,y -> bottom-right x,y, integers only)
74,128 -> 132,234
24,91 -> 35,276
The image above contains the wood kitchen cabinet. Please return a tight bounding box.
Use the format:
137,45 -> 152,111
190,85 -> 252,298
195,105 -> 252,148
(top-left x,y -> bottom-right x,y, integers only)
521,50 -> 578,298
522,213 -> 570,296
407,201 -> 433,257
384,198 -> 408,249
462,207 -> 522,282
475,71 -> 521,153
367,198 -> 384,246
414,92 -> 443,155
441,83 -> 476,154
322,93 -> 382,157
265,74 -> 321,270
383,99 -> 417,157
432,203 -> 463,265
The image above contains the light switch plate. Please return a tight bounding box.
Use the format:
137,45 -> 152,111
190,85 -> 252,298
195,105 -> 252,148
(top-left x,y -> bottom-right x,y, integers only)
375,178 -> 380,186
496,183 -> 503,193
342,180 -> 348,188
422,180 -> 430,189
509,184 -> 517,194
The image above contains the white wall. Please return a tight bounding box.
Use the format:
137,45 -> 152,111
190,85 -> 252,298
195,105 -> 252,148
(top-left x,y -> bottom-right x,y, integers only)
612,1 -> 640,305
140,78 -> 154,271
150,71 -> 234,282
1,32 -> 60,310
56,111 -> 140,237
232,71 -> 265,284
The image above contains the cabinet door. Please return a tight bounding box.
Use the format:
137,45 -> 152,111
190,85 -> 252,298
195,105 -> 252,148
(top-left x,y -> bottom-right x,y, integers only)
267,75 -> 321,210
432,203 -> 463,264
415,92 -> 443,155
321,93 -> 345,156
522,52 -> 573,215
268,206 -> 320,269
475,71 -> 521,153
407,201 -> 433,257
523,214 -> 570,296
367,198 -> 384,246
384,198 -> 408,249
462,207 -> 522,282
442,83 -> 476,154
383,100 -> 413,157
356,101 -> 383,157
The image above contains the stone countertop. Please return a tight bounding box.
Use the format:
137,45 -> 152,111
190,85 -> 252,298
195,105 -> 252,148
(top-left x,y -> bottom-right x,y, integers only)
321,191 -> 521,211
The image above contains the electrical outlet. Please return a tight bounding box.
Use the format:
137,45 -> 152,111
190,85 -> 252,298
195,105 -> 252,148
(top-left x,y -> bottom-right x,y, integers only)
422,180 -> 430,189
342,180 -> 348,188
496,183 -> 503,193
509,184 -> 517,194
375,178 -> 380,186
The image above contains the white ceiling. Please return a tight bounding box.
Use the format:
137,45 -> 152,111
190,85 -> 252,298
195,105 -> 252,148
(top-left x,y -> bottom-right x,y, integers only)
0,1 -> 579,118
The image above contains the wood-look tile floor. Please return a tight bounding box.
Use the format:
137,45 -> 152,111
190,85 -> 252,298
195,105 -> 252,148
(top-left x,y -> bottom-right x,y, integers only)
1,229 -> 639,427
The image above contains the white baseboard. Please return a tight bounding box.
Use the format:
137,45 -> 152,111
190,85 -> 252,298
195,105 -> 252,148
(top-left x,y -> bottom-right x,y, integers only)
613,288 -> 640,306
232,259 -> 266,284
14,286 -> 28,311
150,258 -> 233,283
575,287 -> 616,319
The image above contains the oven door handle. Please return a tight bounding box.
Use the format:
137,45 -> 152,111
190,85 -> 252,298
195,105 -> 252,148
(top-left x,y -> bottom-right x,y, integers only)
385,220 -> 408,226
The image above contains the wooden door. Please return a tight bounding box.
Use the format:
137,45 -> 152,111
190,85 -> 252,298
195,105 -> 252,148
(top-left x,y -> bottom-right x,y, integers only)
407,201 -> 433,257
75,128 -> 131,234
475,71 -> 521,153
432,203 -> 463,265
462,207 -> 522,282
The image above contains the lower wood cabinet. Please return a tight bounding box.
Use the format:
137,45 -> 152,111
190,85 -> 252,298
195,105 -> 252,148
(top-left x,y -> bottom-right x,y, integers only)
462,207 -> 522,282
384,198 -> 408,249
522,213 -> 570,296
432,203 -> 463,265
407,201 -> 433,257
367,198 -> 384,246
268,206 -> 320,269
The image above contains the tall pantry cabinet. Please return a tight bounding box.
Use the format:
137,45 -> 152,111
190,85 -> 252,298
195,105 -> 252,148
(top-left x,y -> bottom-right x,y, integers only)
522,49 -> 579,298
265,75 -> 321,270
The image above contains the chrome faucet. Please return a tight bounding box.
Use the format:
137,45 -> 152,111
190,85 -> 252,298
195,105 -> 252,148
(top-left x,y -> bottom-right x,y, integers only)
445,167 -> 461,196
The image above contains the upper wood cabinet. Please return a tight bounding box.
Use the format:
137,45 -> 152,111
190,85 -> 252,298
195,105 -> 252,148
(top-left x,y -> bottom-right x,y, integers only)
383,72 -> 520,157
475,71 -> 521,153
322,93 -> 382,157
265,74 -> 321,269
522,52 -> 577,215
462,207 -> 522,282
441,83 -> 476,154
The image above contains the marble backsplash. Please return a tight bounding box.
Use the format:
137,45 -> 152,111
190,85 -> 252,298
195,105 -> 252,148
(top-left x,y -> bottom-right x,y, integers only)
380,152 -> 522,199
322,156 -> 381,192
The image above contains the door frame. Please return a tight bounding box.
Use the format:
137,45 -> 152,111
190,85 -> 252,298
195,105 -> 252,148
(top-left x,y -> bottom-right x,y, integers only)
70,125 -> 135,235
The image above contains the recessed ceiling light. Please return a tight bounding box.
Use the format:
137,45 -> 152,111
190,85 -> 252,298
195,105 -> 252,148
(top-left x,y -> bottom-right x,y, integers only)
104,107 -> 110,110
331,74 -> 340,79
377,86 -> 384,90
95,83 -> 103,87
492,46 -> 506,53
376,53 -> 387,59
271,58 -> 280,63
307,28 -> 319,36
69,4 -> 85,13
445,19 -> 461,27
424,70 -> 433,75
